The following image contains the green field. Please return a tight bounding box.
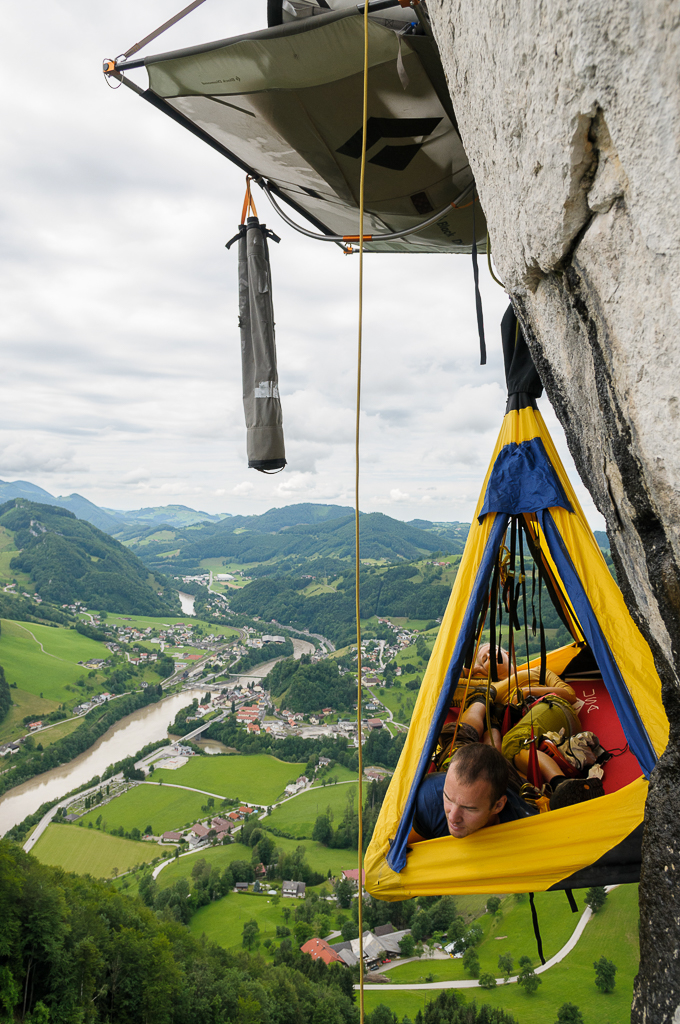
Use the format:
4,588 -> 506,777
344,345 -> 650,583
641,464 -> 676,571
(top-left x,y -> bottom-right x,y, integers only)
189,891 -> 303,949
152,754 -> 307,805
265,782 -> 359,837
0,686 -> 59,744
311,764 -> 359,787
0,619 -> 112,703
35,717 -> 82,748
32,823 -> 160,878
78,782 -> 212,834
373,685 -> 416,726
364,884 -> 639,1024
387,890 -> 588,982
151,835 -> 355,896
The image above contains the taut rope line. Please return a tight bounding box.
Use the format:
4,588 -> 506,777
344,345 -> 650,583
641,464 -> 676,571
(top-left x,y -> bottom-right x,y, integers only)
355,2 -> 370,1020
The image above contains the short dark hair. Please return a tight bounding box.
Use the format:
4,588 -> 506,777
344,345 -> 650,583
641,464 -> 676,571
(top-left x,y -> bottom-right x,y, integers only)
449,744 -> 509,804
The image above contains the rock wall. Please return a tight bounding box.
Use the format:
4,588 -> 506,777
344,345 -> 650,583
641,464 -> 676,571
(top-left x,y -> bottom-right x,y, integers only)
427,1 -> 680,1019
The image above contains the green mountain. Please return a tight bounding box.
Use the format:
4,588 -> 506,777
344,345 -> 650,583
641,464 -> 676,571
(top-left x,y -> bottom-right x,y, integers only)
133,509 -> 464,575
104,504 -> 229,529
0,499 -> 179,615
0,480 -> 228,533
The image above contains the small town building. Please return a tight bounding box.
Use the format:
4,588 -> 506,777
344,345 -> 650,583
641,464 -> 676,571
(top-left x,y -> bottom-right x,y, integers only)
300,938 -> 344,966
367,719 -> 383,729
161,830 -> 183,843
282,880 -> 306,898
341,869 -> 365,886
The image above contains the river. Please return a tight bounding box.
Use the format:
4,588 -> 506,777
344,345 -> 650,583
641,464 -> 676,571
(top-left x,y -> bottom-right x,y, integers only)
178,592 -> 196,616
0,687 -> 205,836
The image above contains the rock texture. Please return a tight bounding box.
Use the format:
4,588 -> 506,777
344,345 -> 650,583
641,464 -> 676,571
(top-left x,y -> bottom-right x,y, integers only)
428,1 -> 680,1019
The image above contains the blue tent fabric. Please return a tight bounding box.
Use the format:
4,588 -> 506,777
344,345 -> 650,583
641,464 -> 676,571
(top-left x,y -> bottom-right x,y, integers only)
478,437 -> 573,523
539,510 -> 657,777
386,513 -> 509,873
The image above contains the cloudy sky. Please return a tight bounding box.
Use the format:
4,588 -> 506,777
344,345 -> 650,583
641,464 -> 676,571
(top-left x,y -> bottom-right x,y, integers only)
1,1 -> 604,529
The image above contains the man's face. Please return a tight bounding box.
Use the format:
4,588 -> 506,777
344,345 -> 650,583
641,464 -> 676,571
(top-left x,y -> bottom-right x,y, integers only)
472,643 -> 509,679
442,767 -> 507,838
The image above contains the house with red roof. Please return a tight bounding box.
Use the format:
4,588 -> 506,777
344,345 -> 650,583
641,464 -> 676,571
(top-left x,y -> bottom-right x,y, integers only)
341,869 -> 366,886
300,938 -> 344,966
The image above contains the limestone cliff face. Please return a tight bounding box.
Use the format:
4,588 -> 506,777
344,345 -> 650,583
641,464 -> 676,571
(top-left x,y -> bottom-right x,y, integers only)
428,1 -> 680,1019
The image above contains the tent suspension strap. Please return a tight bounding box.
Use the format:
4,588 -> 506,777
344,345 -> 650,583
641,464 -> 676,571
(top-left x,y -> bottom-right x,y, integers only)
519,521 -> 532,681
355,3 -> 370,1020
119,0 -> 209,61
257,177 -> 475,249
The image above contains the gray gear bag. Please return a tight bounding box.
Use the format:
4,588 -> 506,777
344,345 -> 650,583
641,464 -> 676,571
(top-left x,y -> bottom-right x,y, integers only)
235,216 -> 286,472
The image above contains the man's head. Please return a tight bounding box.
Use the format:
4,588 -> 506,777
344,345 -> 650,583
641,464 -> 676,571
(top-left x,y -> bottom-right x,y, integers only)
443,744 -> 509,838
471,642 -> 509,679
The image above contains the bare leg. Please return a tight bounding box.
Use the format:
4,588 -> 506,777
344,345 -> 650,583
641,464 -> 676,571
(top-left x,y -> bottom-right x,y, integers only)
514,749 -> 565,785
460,704 -> 502,752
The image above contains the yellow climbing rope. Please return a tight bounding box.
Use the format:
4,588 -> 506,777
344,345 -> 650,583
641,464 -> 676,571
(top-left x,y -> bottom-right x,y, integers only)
355,3 -> 369,1020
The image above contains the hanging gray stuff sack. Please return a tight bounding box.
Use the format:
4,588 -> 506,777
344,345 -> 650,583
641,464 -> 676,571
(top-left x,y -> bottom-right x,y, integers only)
227,214 -> 286,472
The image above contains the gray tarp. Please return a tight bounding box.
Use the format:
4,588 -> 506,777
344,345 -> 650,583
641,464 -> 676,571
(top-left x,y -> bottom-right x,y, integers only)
144,11 -> 485,254
238,218 -> 286,471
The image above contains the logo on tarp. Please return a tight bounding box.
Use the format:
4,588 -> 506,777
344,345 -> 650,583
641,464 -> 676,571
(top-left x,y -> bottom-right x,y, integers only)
254,381 -> 280,399
337,116 -> 443,171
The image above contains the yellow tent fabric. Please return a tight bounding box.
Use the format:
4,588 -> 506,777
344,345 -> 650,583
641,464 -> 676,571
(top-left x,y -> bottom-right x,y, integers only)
364,402 -> 667,900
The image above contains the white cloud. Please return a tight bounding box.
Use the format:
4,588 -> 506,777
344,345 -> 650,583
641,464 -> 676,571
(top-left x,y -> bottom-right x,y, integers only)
232,482 -> 254,496
0,0 -> 605,531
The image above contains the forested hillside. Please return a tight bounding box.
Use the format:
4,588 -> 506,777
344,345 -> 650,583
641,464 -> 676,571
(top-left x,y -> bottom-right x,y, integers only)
132,511 -> 465,576
0,840 -> 357,1024
0,500 -> 179,615
229,564 -> 452,645
269,656 -> 357,713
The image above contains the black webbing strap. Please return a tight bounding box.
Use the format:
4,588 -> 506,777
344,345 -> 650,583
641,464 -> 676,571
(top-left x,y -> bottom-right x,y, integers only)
528,892 -> 546,964
519,523 -> 531,667
537,562 -> 547,688
565,889 -> 579,913
471,198 -> 486,365
488,553 -> 501,683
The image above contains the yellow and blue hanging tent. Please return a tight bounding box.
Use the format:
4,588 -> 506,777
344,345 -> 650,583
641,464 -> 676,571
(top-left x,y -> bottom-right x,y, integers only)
365,307 -> 668,900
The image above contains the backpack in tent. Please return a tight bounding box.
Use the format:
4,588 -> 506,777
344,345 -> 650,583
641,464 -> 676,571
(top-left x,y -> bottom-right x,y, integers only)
364,307 -> 668,899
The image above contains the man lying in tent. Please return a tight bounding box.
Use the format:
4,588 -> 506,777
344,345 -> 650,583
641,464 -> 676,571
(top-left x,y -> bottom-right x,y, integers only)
409,644 -> 606,843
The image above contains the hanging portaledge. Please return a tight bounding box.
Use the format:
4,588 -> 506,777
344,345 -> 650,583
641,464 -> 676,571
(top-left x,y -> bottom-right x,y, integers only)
232,216 -> 286,472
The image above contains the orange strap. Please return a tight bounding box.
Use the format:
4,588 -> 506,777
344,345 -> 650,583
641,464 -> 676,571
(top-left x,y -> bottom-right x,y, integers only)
241,177 -> 258,225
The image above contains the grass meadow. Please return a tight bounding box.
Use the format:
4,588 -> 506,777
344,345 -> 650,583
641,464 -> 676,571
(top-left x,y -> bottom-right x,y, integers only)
311,764 -> 358,787
364,884 -> 639,1024
78,783 -> 211,835
32,823 -> 159,877
152,754 -> 307,805
0,619 -> 112,704
265,782 -> 358,837
0,687 -> 59,744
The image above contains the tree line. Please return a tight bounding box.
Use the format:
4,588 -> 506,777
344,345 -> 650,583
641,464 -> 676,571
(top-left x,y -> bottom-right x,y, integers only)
268,655 -> 357,714
0,839 -> 357,1024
